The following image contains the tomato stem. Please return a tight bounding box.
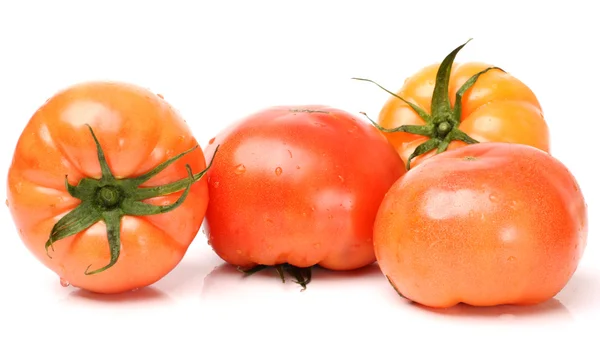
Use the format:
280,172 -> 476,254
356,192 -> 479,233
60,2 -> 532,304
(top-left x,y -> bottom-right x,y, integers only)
44,125 -> 219,275
353,39 -> 504,169
238,263 -> 313,290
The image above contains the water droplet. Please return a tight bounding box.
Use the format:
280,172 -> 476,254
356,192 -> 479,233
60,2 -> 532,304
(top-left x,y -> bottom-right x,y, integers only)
166,149 -> 174,157
311,207 -> 315,211
296,165 -> 301,169
157,93 -> 164,99
178,135 -> 185,142
328,215 -> 333,219
208,137 -> 216,145
212,181 -> 220,188
131,287 -> 139,292
302,212 -> 307,217
489,194 -> 498,202
60,278 -> 70,287
510,200 -> 519,210
234,164 -> 246,175
236,249 -> 242,255
313,122 -> 326,127
15,182 -> 23,193
347,126 -> 358,133
287,149 -> 293,158
313,243 -> 321,249
507,256 -> 517,262
275,167 -> 283,176
338,175 -> 344,183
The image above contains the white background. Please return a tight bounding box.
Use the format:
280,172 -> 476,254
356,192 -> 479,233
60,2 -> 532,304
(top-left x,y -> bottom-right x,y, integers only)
0,1 -> 598,347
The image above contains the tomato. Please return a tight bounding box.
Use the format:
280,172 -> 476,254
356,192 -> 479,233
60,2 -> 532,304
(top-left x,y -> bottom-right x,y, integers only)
373,142 -> 588,308
203,105 -> 405,288
6,81 -> 213,294
354,39 -> 550,169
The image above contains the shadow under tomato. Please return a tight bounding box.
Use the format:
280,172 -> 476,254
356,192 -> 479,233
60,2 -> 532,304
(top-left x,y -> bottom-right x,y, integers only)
310,263 -> 384,281
554,267 -> 600,313
418,267 -> 600,320
414,297 -> 571,320
153,253 -> 221,295
66,286 -> 172,304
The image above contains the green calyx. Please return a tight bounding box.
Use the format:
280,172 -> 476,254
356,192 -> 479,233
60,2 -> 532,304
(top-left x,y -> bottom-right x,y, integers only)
45,125 -> 218,275
238,264 -> 313,291
353,39 -> 504,169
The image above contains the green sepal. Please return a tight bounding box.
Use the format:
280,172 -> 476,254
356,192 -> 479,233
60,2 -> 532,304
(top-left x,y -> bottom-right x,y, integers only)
406,138 -> 441,169
45,203 -> 102,256
121,165 -> 194,216
352,77 -> 431,122
238,263 -> 313,290
354,39 -> 502,169
453,66 -> 504,122
45,125 -> 219,275
429,39 -> 473,122
84,210 -> 122,275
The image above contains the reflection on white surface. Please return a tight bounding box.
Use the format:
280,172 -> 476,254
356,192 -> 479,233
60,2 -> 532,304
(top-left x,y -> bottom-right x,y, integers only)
1,237 -> 597,348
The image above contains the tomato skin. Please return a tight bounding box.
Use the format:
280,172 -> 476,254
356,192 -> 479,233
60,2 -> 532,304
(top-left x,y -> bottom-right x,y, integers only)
373,142 -> 587,308
6,81 -> 209,294
375,58 -> 550,168
203,106 -> 405,271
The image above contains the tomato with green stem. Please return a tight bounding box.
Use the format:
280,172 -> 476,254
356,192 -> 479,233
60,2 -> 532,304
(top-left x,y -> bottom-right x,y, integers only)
6,81 -> 215,294
354,39 -> 550,169
203,106 -> 405,289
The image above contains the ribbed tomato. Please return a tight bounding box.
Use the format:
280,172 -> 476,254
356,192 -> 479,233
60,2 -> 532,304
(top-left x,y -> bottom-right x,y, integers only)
6,81 -> 212,293
355,40 -> 550,169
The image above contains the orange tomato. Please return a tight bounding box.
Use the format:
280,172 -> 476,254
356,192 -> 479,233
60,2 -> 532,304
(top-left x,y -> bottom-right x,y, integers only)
355,39 -> 550,169
373,142 -> 588,308
6,81 -> 212,294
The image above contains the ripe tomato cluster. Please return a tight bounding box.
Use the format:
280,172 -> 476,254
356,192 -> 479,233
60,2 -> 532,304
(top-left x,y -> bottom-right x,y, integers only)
6,40 -> 588,308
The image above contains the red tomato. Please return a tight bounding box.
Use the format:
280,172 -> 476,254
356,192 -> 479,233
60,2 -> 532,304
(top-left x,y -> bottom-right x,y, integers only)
6,81 -> 212,294
203,106 -> 405,287
374,142 -> 588,308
